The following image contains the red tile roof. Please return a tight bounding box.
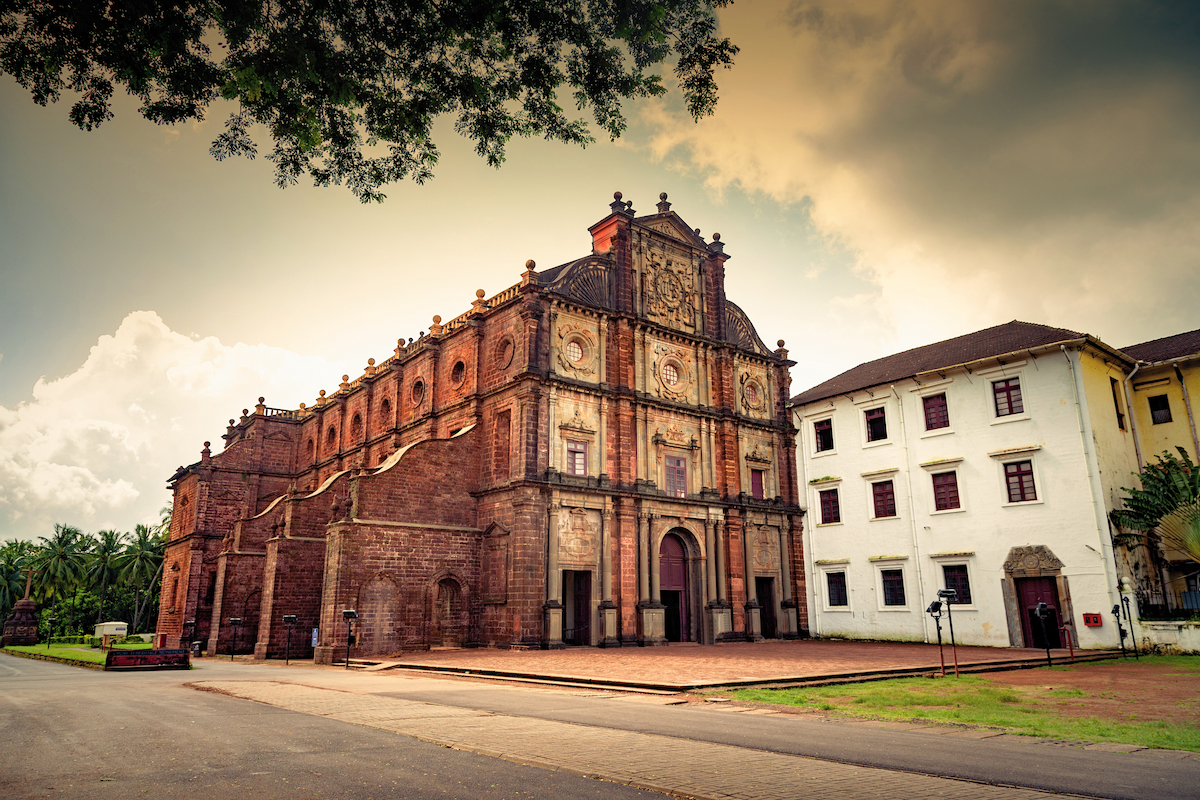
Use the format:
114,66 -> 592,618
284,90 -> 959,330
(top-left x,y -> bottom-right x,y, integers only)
791,321 -> 1088,406
1121,329 -> 1200,363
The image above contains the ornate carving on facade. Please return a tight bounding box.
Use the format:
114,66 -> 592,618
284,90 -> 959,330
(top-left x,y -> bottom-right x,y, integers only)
560,507 -> 598,562
739,370 -> 768,413
1002,545 -> 1065,576
745,443 -> 771,464
724,301 -> 771,355
559,407 -> 596,435
651,341 -> 693,401
641,244 -> 697,332
555,321 -> 598,376
753,526 -> 777,572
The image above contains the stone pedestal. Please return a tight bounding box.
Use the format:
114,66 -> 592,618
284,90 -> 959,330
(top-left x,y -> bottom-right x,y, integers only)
638,603 -> 667,646
598,601 -> 621,647
707,602 -> 733,643
743,602 -> 764,642
1,598 -> 39,647
780,599 -> 800,639
542,602 -> 565,649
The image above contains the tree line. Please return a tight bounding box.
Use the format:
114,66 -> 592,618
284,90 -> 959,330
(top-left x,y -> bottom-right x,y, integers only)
1,510 -> 169,638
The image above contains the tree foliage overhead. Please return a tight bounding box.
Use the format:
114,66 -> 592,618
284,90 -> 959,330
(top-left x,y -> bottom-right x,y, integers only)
0,0 -> 738,201
1111,447 -> 1200,565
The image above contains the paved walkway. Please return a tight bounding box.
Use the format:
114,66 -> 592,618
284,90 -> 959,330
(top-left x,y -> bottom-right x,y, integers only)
196,677 -> 1080,800
375,639 -> 1097,688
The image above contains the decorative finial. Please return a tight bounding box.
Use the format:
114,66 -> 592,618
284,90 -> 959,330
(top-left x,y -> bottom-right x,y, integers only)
299,402 -> 306,410
472,288 -> 488,313
610,191 -> 632,215
521,259 -> 539,287
778,339 -> 785,348
258,396 -> 265,404
712,232 -> 720,241
656,192 -> 671,213
228,419 -> 235,427
368,358 -> 375,366
319,390 -> 326,397
476,289 -> 486,299
430,314 -> 444,335
342,374 -> 349,382
204,441 -> 210,448
525,259 -> 536,269
432,315 -> 441,324
659,192 -> 667,200
694,228 -> 701,236
614,191 -> 623,201
242,408 -> 249,417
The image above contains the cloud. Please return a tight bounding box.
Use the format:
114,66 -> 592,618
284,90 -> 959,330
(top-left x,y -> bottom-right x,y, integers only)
641,0 -> 1200,381
0,311 -> 349,542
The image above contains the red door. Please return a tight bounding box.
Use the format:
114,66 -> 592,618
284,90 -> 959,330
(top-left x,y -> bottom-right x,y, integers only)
660,534 -> 689,642
1016,577 -> 1062,648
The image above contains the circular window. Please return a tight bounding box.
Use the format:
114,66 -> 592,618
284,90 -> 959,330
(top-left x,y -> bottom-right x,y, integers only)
662,362 -> 679,386
565,340 -> 584,363
411,379 -> 425,406
451,360 -> 466,386
496,338 -> 514,369
744,383 -> 759,405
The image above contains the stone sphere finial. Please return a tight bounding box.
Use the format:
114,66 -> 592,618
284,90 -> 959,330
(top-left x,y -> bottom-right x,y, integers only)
476,289 -> 486,299
525,259 -> 536,269
712,232 -> 721,241
319,389 -> 326,397
659,192 -> 668,201
368,358 -> 375,366
228,419 -> 235,426
204,441 -> 210,448
432,315 -> 441,324
342,374 -> 349,382
777,339 -> 785,348
613,191 -> 623,201
242,408 -> 249,416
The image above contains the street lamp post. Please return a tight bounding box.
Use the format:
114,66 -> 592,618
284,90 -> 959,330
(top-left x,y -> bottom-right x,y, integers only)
937,588 -> 959,676
342,609 -> 357,669
1035,602 -> 1052,668
283,614 -> 297,665
925,602 -> 945,676
229,617 -> 242,661
46,615 -> 56,650
182,619 -> 196,653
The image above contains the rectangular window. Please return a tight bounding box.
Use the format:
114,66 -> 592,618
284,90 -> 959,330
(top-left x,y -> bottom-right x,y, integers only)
993,378 -> 1024,417
750,469 -> 765,499
932,472 -> 960,511
827,572 -> 848,606
872,480 -> 897,518
865,407 -> 888,442
1149,395 -> 1173,424
566,440 -> 587,477
814,419 -> 834,452
1109,377 -> 1125,431
819,489 -> 841,524
665,456 -> 688,498
881,569 -> 906,606
942,564 -> 972,604
923,393 -> 950,430
1004,460 -> 1037,502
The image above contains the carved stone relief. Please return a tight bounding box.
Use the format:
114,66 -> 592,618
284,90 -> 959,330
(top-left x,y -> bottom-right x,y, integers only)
640,240 -> 698,333
559,508 -> 599,564
739,370 -> 769,415
1002,545 -> 1064,577
555,320 -> 598,378
651,341 -> 694,402
753,526 -> 778,573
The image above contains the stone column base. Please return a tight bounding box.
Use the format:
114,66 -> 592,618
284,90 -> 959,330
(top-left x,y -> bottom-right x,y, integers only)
598,602 -> 621,647
543,603 -> 565,649
780,601 -> 800,639
707,603 -> 733,643
744,603 -> 764,642
313,645 -> 337,665
638,603 -> 667,645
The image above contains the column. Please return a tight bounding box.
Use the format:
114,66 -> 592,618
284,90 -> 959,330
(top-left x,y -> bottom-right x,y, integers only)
779,524 -> 799,638
650,515 -> 662,605
704,518 -> 718,602
598,504 -> 620,647
638,512 -> 650,602
715,515 -> 728,603
543,501 -> 564,648
742,515 -> 763,641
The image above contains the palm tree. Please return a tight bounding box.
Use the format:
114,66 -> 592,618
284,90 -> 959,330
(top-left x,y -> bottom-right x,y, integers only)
1112,447 -> 1200,564
0,540 -> 36,621
88,529 -> 127,624
119,524 -> 166,634
34,524 -> 88,631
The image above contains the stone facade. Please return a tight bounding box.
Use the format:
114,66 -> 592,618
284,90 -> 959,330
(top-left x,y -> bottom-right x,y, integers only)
156,194 -> 804,662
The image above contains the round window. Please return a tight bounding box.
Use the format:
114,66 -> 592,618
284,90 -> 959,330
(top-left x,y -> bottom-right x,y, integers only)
411,379 -> 425,406
662,362 -> 679,386
451,360 -> 466,386
744,383 -> 759,405
565,340 -> 584,363
496,339 -> 514,369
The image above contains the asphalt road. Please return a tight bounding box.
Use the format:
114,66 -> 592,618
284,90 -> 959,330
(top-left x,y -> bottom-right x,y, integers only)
380,683 -> 1200,800
0,654 -> 663,800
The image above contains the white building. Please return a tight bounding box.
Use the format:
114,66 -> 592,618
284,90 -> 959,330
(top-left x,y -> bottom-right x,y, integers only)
790,322 -> 1139,650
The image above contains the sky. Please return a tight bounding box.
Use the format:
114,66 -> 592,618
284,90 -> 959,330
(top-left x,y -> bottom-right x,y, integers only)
1,0 -> 1198,543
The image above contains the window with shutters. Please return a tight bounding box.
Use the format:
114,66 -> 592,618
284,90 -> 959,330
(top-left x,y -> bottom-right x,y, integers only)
826,572 -> 848,607
865,407 -> 888,442
1109,378 -> 1125,431
923,393 -> 950,430
881,569 -> 906,606
819,489 -> 841,524
813,419 -> 834,453
1004,460 -> 1037,502
933,472 -> 961,511
566,440 -> 587,477
942,564 -> 972,605
992,378 -> 1024,417
750,469 -> 765,499
665,456 -> 688,498
872,480 -> 897,518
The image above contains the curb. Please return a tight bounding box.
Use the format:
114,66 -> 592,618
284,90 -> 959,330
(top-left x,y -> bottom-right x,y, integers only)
0,648 -> 104,670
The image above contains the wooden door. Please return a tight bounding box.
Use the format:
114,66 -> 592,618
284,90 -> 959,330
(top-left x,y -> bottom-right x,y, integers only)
756,577 -> 777,639
572,571 -> 591,646
660,534 -> 689,642
1016,577 -> 1061,648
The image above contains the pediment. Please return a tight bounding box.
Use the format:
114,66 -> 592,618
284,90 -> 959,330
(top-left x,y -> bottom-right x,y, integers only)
637,212 -> 706,247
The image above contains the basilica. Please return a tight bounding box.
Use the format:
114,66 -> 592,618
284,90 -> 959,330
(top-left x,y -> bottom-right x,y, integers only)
156,193 -> 805,662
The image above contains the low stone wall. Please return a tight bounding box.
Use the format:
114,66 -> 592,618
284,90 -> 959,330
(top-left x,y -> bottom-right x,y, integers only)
1121,582 -> 1200,654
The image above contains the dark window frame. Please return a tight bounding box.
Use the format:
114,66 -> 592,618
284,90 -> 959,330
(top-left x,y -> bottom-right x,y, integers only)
1109,377 -> 1125,431
932,471 -> 961,511
819,488 -> 841,524
565,440 -> 588,477
826,571 -> 848,607
665,455 -> 688,498
992,377 -> 1024,417
881,569 -> 906,606
872,480 -> 897,518
942,564 -> 972,605
750,468 -> 765,499
1149,394 -> 1173,425
923,393 -> 950,431
865,407 -> 888,442
1004,460 -> 1037,503
814,419 -> 834,452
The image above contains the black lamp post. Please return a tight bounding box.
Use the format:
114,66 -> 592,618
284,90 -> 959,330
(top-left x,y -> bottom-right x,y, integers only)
342,609 -> 357,669
925,601 -> 945,676
182,618 -> 196,652
937,588 -> 959,676
1035,602 -> 1052,667
1120,595 -> 1139,661
283,614 -> 297,665
229,617 -> 243,661
46,615 -> 56,650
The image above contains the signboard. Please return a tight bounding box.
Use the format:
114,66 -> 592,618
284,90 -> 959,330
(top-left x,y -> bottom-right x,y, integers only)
311,628 -> 319,647
105,649 -> 191,671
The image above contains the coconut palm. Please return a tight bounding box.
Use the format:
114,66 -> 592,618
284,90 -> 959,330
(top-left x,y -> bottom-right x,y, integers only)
0,540 -> 36,620
34,524 -> 89,629
119,523 -> 166,634
88,529 -> 128,624
1112,447 -> 1200,564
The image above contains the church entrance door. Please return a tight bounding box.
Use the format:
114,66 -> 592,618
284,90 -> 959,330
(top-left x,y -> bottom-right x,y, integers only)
756,577 -> 777,639
660,533 -> 690,642
1016,577 -> 1061,649
562,570 -> 592,646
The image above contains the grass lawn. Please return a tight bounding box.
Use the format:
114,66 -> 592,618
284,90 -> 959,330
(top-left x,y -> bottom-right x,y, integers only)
6,641 -> 154,664
726,656 -> 1200,752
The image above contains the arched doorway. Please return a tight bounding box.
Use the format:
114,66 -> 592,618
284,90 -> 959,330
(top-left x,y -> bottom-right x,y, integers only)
660,533 -> 691,642
359,575 -> 400,655
430,577 -> 467,647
